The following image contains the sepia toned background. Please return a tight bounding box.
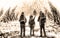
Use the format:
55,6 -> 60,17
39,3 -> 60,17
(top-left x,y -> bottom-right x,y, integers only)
0,0 -> 60,38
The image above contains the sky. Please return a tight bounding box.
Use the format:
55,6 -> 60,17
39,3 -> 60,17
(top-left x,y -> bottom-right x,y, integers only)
0,0 -> 34,9
0,0 -> 60,15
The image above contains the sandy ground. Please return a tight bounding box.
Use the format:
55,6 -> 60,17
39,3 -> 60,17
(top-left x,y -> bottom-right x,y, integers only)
0,16 -> 60,38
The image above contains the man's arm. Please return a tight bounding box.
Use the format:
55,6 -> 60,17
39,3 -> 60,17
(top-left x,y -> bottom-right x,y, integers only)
25,17 -> 27,23
19,16 -> 21,22
38,16 -> 40,22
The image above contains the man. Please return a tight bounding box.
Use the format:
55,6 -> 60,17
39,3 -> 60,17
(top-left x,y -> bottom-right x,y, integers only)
3,33 -> 8,38
19,12 -> 27,37
0,31 -> 3,38
38,11 -> 46,37
29,15 -> 35,36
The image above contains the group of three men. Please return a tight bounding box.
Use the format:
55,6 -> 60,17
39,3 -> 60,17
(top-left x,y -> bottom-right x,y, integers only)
19,10 -> 46,37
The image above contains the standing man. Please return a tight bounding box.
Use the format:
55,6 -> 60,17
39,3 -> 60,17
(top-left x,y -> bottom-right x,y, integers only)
0,31 -> 3,38
19,12 -> 27,37
29,15 -> 35,36
29,10 -> 36,36
38,11 -> 46,37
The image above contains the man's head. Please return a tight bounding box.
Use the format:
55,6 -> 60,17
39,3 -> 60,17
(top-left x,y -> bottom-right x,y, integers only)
33,10 -> 36,15
21,12 -> 24,15
40,11 -> 44,17
30,15 -> 33,19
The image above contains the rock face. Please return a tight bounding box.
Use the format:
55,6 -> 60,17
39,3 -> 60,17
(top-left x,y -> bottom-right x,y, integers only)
0,0 -> 59,25
0,0 -> 53,22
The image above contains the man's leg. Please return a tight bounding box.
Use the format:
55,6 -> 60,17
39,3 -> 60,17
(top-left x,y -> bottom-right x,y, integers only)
30,28 -> 32,36
20,26 -> 22,37
33,26 -> 34,36
43,24 -> 46,36
29,25 -> 32,36
31,27 -> 33,36
33,29 -> 34,36
24,26 -> 25,36
40,25 -> 42,37
23,24 -> 25,37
